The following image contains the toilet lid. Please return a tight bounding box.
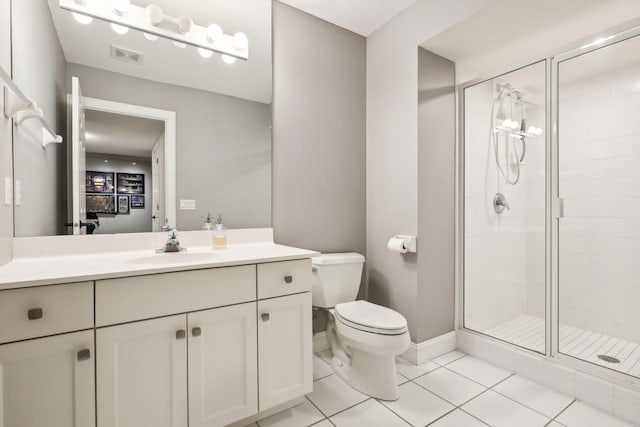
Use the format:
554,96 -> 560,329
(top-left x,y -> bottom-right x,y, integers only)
334,301 -> 407,334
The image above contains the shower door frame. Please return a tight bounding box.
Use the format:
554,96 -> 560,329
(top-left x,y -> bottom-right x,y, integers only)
456,23 -> 640,387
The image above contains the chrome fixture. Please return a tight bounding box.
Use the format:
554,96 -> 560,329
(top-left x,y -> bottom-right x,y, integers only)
493,192 -> 510,214
157,228 -> 185,253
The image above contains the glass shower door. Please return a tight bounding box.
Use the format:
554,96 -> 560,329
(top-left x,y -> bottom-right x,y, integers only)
557,34 -> 640,378
463,61 -> 547,353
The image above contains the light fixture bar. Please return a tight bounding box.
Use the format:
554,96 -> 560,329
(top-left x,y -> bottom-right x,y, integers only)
60,0 -> 248,60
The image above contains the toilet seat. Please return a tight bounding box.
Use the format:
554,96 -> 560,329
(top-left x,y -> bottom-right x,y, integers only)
335,301 -> 408,335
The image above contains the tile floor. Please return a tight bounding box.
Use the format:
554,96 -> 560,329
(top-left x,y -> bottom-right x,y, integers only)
246,350 -> 638,427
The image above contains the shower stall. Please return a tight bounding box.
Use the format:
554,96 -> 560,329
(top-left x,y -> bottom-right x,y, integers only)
460,28 -> 640,382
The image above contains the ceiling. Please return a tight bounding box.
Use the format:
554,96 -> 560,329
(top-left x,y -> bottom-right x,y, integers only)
277,0 -> 417,37
46,0 -> 272,103
85,110 -> 165,158
421,0 -> 640,83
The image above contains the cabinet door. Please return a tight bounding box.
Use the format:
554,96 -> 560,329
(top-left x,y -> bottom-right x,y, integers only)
258,292 -> 312,410
188,302 -> 257,427
0,330 -> 95,427
96,315 -> 187,427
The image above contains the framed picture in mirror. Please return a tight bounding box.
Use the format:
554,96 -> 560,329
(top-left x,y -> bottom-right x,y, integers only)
130,195 -> 145,209
117,173 -> 145,194
118,195 -> 129,215
86,195 -> 116,214
86,171 -> 114,193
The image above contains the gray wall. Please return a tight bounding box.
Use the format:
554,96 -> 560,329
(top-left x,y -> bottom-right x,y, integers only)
12,0 -> 68,237
366,0 -> 490,342
272,2 -> 366,257
417,48 -> 455,342
86,155 -> 153,234
63,64 -> 272,232
0,0 -> 12,265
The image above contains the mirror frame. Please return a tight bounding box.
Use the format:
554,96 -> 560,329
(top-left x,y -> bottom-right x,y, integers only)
82,96 -> 177,229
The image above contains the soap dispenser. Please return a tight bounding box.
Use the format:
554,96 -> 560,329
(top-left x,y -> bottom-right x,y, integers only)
212,213 -> 227,250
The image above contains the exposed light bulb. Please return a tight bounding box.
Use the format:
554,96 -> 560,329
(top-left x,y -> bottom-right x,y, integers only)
534,127 -> 543,135
104,159 -> 109,163
72,12 -> 93,25
198,48 -> 213,58
207,24 -> 223,43
132,162 -> 137,165
233,32 -> 248,50
222,54 -> 236,65
112,0 -> 130,16
173,41 -> 187,49
110,23 -> 129,34
143,32 -> 158,41
527,126 -> 537,134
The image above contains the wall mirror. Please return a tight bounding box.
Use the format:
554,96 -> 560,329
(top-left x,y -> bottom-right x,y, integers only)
11,0 -> 272,237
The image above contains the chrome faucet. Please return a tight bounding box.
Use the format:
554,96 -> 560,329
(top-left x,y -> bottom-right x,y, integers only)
157,228 -> 184,253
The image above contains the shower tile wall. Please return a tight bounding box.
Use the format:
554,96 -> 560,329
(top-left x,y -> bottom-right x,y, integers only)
464,62 -> 546,346
559,59 -> 640,346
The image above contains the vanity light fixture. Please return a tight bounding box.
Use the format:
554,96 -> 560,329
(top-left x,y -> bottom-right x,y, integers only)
110,23 -> 129,35
222,54 -> 236,65
233,32 -> 248,50
72,12 -> 93,24
207,24 -> 223,43
198,48 -> 213,58
111,0 -> 130,16
59,0 -> 249,61
143,32 -> 158,42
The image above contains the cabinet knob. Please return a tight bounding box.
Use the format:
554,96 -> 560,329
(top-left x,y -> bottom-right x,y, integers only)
77,349 -> 91,361
176,329 -> 186,340
261,313 -> 270,322
284,275 -> 293,284
27,308 -> 43,320
192,327 -> 202,337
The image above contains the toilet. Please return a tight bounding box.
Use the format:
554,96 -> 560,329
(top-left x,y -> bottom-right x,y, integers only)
311,253 -> 410,401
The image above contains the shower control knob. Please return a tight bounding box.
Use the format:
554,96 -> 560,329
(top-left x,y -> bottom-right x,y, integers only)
493,193 -> 510,214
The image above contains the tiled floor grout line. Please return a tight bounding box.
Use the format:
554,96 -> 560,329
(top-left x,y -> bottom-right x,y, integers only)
373,397 -> 418,426
544,399 -> 576,426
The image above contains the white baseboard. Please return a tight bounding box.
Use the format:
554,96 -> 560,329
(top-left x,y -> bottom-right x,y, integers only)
457,329 -> 640,426
313,331 -> 330,353
401,331 -> 457,365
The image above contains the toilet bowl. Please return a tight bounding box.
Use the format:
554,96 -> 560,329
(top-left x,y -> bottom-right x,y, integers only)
311,253 -> 410,401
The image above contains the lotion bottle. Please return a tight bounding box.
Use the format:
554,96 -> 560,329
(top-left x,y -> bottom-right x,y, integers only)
212,213 -> 227,250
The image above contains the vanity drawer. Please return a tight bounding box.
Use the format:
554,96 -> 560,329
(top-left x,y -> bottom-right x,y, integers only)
95,265 -> 256,326
257,259 -> 312,299
0,282 -> 94,344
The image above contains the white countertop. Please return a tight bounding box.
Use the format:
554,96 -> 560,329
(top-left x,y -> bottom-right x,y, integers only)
0,243 -> 320,289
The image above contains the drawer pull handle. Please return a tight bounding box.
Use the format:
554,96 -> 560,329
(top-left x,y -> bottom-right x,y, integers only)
192,327 -> 202,337
176,330 -> 186,340
284,275 -> 293,284
77,349 -> 91,361
27,308 -> 43,320
261,313 -> 270,322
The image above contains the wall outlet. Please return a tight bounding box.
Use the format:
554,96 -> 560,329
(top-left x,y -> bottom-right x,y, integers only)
4,177 -> 12,206
179,199 -> 196,210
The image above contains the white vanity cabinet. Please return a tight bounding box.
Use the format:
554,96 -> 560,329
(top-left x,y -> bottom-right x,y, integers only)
0,254 -> 313,427
256,259 -> 313,410
95,265 -> 258,427
0,283 -> 95,427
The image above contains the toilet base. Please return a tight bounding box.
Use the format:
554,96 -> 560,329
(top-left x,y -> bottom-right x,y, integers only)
331,349 -> 400,401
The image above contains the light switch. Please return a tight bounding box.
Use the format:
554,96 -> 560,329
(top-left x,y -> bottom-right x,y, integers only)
4,177 -> 11,206
179,199 -> 196,210
15,180 -> 21,206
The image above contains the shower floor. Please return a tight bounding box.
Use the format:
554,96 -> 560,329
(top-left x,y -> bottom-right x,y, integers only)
485,314 -> 640,377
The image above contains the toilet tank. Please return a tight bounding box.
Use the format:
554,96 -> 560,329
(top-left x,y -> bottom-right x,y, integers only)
311,253 -> 365,308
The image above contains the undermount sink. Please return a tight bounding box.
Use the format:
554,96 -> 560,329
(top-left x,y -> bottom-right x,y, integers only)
126,251 -> 218,265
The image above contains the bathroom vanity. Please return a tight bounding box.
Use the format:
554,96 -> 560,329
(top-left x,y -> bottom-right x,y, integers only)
0,230 -> 317,427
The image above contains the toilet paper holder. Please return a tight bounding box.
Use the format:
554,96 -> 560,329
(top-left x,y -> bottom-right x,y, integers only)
388,235 -> 417,253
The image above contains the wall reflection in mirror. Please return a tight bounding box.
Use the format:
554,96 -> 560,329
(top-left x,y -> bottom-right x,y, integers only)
11,0 -> 272,237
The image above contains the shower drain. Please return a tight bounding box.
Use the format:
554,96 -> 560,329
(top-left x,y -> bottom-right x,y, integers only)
597,355 -> 621,363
